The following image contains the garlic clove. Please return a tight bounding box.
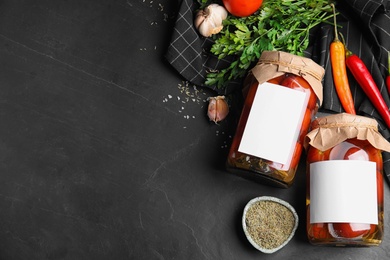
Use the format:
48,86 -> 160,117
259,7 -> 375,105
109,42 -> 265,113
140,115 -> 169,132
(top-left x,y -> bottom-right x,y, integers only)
197,19 -> 214,37
207,4 -> 228,25
194,10 -> 206,29
207,96 -> 229,123
210,25 -> 224,35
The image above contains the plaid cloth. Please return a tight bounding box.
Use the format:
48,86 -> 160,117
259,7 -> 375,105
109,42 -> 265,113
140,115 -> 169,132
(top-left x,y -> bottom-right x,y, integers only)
164,0 -> 241,95
165,0 -> 390,183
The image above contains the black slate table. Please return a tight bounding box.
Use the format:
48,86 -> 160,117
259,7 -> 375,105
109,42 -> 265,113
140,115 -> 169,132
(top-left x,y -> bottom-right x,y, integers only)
0,1 -> 389,259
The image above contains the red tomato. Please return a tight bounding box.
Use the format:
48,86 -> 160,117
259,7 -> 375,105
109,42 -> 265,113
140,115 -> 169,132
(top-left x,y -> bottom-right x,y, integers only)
268,142 -> 302,171
331,223 -> 375,238
365,144 -> 383,172
307,147 -> 330,164
377,171 -> 384,205
309,223 -> 330,240
306,208 -> 331,240
299,109 -> 312,143
222,0 -> 263,17
267,75 -> 286,85
280,75 -> 317,110
290,142 -> 303,170
343,146 -> 369,161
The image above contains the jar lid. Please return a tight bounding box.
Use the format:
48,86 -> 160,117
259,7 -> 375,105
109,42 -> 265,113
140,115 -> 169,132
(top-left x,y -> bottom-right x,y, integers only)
250,51 -> 325,104
305,113 -> 390,152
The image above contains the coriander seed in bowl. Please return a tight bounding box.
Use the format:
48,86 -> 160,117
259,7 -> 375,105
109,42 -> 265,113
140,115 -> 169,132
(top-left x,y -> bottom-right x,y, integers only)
242,196 -> 298,253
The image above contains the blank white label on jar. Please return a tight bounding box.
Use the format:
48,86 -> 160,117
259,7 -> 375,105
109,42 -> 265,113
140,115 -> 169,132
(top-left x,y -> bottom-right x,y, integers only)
238,82 -> 308,168
310,160 -> 378,224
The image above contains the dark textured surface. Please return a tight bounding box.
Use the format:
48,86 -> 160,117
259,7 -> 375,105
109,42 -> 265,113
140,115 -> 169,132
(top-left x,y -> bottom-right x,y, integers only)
0,1 -> 389,259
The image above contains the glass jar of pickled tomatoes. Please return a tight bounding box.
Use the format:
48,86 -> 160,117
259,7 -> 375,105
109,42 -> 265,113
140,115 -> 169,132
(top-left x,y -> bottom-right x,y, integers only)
226,51 -> 325,188
305,113 -> 390,246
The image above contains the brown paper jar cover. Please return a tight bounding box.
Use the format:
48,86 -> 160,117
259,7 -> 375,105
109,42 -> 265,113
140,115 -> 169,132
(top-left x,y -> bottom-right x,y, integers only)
250,51 -> 325,105
305,113 -> 390,152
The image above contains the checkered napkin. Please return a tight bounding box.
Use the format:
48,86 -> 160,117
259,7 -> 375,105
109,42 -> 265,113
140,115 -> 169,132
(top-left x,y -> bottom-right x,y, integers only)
164,0 -> 241,95
165,0 -> 390,183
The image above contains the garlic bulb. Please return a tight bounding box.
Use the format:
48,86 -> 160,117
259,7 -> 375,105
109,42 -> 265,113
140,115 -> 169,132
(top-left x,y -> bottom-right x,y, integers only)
207,96 -> 229,123
194,4 -> 228,37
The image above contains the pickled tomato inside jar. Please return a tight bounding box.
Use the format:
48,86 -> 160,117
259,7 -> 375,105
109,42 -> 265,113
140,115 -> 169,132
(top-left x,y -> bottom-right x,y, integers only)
234,73 -> 317,173
266,74 -> 317,171
307,139 -> 383,240
227,51 -> 325,189
329,223 -> 376,239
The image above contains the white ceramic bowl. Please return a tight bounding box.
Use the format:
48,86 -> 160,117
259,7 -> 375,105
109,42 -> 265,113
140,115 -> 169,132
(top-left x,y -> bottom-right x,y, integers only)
242,196 -> 299,254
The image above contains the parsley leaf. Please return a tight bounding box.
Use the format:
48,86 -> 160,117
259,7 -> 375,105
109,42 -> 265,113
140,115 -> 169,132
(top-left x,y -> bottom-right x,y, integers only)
206,0 -> 334,89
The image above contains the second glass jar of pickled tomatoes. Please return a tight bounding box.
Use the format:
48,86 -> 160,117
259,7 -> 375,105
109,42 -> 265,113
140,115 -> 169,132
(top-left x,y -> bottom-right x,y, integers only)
305,113 -> 390,246
226,51 -> 325,188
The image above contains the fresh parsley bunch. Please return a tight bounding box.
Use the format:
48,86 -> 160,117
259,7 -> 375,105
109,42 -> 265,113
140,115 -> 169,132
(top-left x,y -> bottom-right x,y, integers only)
203,0 -> 333,89
197,0 -> 216,9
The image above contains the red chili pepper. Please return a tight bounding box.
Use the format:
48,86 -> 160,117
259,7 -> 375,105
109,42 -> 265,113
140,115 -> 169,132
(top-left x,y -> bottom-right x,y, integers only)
387,51 -> 390,95
345,50 -> 390,129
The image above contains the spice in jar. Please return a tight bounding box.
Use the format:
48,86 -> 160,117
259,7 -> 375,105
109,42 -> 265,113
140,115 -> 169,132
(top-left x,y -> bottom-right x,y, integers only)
227,51 -> 325,188
304,113 -> 390,246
